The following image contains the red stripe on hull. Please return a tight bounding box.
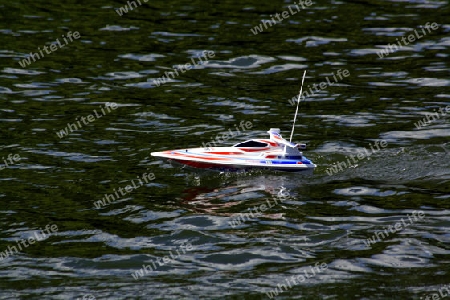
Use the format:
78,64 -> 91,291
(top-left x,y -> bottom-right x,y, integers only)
259,140 -> 278,147
172,159 -> 231,169
170,152 -> 233,161
238,147 -> 270,152
207,152 -> 243,155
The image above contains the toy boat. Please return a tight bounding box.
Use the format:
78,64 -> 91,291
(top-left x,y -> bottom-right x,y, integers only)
151,128 -> 316,172
151,71 -> 316,172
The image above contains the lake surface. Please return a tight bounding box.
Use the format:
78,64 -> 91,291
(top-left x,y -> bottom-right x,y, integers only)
0,0 -> 449,299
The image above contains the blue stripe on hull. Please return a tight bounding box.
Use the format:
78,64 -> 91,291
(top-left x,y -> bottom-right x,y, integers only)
259,159 -> 313,165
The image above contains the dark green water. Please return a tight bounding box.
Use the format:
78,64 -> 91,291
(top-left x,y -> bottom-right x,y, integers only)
1,0 -> 449,299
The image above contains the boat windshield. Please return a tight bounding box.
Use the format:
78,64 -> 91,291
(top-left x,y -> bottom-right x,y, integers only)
233,140 -> 268,147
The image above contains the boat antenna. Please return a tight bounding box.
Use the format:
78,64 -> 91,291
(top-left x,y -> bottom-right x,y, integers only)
289,70 -> 307,143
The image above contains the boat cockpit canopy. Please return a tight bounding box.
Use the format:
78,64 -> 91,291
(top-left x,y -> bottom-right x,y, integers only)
233,140 -> 268,148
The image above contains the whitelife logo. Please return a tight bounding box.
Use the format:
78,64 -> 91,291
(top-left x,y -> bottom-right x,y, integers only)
0,224 -> 58,262
56,102 -> 118,139
18,31 -> 81,68
0,153 -> 21,171
94,172 -> 156,209
326,140 -> 388,176
250,0 -> 313,35
131,242 -> 194,280
414,105 -> 450,129
149,51 -> 215,87
287,69 -> 350,106
228,191 -> 290,228
115,0 -> 148,16
263,262 -> 328,298
377,22 -> 439,58
421,284 -> 450,300
363,210 -> 425,248
202,121 -> 253,149
75,295 -> 96,300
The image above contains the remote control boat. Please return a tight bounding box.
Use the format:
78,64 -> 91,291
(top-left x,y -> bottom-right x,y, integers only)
151,70 -> 316,172
151,128 -> 316,172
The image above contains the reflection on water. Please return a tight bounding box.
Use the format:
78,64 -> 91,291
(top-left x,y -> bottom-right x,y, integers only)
0,0 -> 449,298
180,174 -> 294,217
